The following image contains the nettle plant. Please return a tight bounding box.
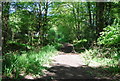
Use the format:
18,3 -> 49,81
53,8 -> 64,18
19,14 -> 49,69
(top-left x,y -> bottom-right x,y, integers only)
97,19 -> 120,46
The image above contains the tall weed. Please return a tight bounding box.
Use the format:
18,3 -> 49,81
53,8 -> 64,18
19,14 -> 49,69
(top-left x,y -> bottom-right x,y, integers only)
3,45 -> 57,78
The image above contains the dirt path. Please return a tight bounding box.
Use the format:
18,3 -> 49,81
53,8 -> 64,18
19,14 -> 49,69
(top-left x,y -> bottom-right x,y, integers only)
37,52 -> 119,80
51,53 -> 85,67
41,52 -> 94,79
22,52 -> 119,80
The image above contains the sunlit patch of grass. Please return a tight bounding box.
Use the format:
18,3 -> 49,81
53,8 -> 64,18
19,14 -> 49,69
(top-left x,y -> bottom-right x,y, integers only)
3,45 -> 57,79
82,47 -> 120,74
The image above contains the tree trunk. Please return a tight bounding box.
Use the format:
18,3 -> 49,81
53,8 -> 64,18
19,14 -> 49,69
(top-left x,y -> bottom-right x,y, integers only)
87,2 -> 92,26
0,2 -> 2,56
37,2 -> 43,46
72,3 -> 81,40
96,2 -> 105,39
42,2 -> 48,46
2,2 -> 10,53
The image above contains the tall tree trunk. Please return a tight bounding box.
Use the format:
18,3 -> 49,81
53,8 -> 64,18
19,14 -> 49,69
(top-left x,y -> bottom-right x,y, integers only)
96,2 -> 105,39
72,3 -> 78,41
0,2 -> 2,56
76,3 -> 81,40
106,2 -> 112,26
2,2 -> 10,53
44,2 -> 48,25
37,2 -> 49,46
42,2 -> 48,46
37,2 -> 43,46
72,3 -> 81,40
87,2 -> 92,26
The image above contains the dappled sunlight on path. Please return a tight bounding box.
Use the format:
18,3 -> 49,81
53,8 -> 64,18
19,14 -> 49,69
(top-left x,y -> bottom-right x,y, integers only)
39,52 -> 119,80
3,52 -> 120,81
51,54 -> 85,67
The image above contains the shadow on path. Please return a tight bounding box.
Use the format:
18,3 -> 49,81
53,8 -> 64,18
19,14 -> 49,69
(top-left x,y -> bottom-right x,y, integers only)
2,65 -> 119,81
2,53 -> 120,81
41,65 -> 95,79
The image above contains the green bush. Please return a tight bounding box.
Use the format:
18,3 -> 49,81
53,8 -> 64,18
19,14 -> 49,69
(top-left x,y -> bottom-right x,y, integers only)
82,47 -> 120,68
5,41 -> 33,53
97,19 -> 120,46
53,43 -> 63,50
73,39 -> 87,52
74,39 -> 87,46
3,45 -> 57,78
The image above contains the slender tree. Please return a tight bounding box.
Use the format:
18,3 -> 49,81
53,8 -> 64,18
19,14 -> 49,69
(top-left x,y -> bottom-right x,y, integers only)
0,2 -> 1,77
87,2 -> 92,26
96,2 -> 106,38
2,2 -> 10,53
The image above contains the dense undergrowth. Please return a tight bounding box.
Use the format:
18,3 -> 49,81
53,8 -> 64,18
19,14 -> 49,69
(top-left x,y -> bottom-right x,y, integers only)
82,20 -> 120,75
82,46 -> 120,74
3,45 -> 57,79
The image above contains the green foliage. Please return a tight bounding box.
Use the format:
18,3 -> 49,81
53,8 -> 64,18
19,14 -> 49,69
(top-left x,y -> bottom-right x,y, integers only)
2,2 -> 120,79
53,43 -> 63,50
9,9 -> 37,45
82,47 -> 120,72
4,41 -> 33,53
47,27 -> 57,44
73,39 -> 87,45
73,39 -> 88,52
3,45 -> 57,78
97,19 -> 120,46
8,41 -> 32,48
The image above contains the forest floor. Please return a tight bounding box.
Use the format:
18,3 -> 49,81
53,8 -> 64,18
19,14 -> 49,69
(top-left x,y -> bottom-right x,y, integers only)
23,52 -> 120,81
